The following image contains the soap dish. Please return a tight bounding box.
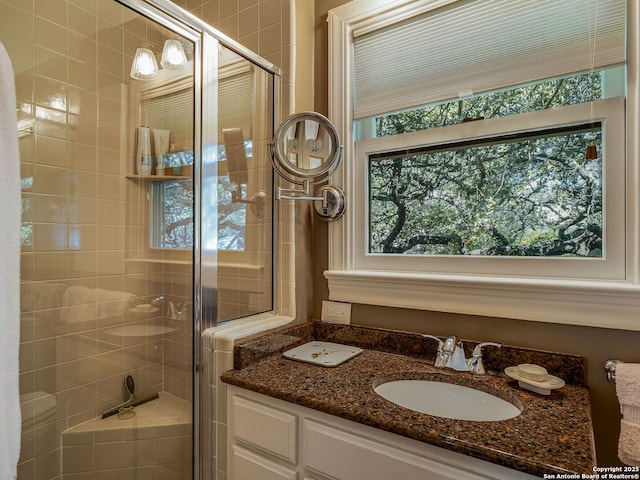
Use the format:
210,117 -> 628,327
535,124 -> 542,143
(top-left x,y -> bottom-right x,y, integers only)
504,364 -> 565,395
283,341 -> 362,367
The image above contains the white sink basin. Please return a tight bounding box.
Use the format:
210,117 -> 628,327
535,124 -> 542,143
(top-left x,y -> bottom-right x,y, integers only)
374,380 -> 521,421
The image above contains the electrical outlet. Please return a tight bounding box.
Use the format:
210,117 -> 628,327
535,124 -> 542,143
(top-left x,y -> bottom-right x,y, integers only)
321,300 -> 351,324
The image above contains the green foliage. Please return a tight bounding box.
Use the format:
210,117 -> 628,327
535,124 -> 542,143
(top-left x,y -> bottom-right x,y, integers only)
376,73 -> 601,136
160,180 -> 194,248
368,74 -> 603,257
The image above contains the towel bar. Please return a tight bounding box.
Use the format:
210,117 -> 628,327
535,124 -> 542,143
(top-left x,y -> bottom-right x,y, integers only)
604,359 -> 624,382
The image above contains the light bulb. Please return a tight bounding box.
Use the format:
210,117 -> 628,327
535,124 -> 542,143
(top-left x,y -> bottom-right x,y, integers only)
130,48 -> 159,80
161,39 -> 188,69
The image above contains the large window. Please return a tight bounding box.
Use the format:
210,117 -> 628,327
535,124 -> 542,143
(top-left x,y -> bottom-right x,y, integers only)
369,124 -> 603,258
326,0 -> 640,330
366,73 -> 608,258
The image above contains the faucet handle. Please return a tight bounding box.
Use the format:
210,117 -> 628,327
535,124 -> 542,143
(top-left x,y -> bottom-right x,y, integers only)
467,342 -> 501,374
421,334 -> 449,368
421,334 -> 443,348
442,335 -> 457,355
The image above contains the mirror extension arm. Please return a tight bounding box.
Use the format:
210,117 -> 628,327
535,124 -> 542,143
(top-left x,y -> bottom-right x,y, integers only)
270,112 -> 346,221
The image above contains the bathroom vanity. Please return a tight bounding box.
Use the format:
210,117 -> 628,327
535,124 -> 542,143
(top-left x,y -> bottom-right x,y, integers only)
220,321 -> 595,479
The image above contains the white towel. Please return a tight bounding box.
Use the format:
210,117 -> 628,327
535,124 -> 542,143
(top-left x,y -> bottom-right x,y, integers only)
63,286 -> 135,324
0,42 -> 21,480
616,363 -> 640,466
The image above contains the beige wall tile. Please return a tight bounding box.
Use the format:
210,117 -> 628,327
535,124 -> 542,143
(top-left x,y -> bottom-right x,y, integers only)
69,170 -> 97,199
33,194 -> 67,223
69,197 -> 97,224
98,43 -> 124,77
68,0 -> 96,14
35,47 -> 67,83
98,0 -> 124,27
239,5 -> 259,39
0,3 -> 34,42
97,199 -> 122,225
35,17 -> 66,54
34,76 -> 66,112
68,114 -> 98,145
35,135 -> 67,168
34,165 -> 67,195
68,86 -> 98,119
21,253 -> 35,282
259,0 -> 282,29
68,31 -> 98,67
68,251 -> 97,278
97,122 -> 122,151
220,0 -> 238,20
98,95 -> 123,125
98,19 -> 124,53
35,107 -> 67,140
259,23 -> 281,58
68,59 -> 97,91
218,14 -> 238,39
96,226 -> 123,251
33,223 -> 67,251
67,3 -> 97,38
63,445 -> 95,474
66,332 -> 97,361
69,225 -> 97,251
97,251 -> 125,276
35,0 -> 67,27
34,448 -> 60,479
34,252 -> 67,280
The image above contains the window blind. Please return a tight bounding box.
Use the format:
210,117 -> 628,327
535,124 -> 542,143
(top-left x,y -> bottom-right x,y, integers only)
143,85 -> 193,139
142,69 -> 254,142
353,0 -> 626,119
218,69 -> 254,139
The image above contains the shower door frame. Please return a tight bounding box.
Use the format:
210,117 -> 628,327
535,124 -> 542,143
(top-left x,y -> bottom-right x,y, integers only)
115,1 -> 281,479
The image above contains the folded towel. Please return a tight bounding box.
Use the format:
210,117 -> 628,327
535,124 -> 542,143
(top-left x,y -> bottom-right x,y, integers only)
616,363 -> 640,466
0,42 -> 21,480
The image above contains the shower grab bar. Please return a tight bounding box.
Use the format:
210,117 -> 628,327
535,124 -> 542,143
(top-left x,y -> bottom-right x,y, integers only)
101,392 -> 159,419
604,359 -> 624,382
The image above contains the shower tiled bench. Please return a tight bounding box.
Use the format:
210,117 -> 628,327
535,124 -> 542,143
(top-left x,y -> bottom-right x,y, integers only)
61,392 -> 191,479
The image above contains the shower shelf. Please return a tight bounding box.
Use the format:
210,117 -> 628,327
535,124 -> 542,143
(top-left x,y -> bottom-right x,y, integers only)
126,174 -> 191,182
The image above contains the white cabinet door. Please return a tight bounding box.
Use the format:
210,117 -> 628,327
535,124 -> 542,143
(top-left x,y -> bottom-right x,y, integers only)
231,445 -> 298,480
231,394 -> 298,464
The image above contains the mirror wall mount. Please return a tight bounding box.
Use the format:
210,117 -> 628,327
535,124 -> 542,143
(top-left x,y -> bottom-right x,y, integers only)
223,127 -> 265,219
269,111 -> 346,221
232,190 -> 266,220
313,185 -> 346,222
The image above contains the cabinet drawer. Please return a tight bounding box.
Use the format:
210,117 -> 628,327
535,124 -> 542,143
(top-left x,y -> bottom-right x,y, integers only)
231,395 -> 298,463
231,445 -> 298,480
303,419 -> 481,480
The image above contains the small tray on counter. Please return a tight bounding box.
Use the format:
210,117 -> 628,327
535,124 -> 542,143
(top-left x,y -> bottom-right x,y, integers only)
283,341 -> 362,367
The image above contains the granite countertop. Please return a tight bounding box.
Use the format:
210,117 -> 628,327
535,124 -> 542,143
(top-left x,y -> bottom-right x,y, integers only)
220,321 -> 595,477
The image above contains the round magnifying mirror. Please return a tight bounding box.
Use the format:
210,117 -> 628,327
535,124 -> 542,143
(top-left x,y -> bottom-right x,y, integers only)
270,111 -> 342,184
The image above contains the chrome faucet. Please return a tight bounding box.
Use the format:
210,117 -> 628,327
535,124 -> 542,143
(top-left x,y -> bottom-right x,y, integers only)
466,342 -> 501,374
177,301 -> 192,321
422,334 -> 457,368
423,334 -> 500,374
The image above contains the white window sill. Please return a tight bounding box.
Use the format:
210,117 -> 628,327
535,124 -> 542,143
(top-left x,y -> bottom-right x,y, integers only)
325,269 -> 640,331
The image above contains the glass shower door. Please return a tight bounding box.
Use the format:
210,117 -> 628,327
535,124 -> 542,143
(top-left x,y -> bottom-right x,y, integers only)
12,1 -> 196,478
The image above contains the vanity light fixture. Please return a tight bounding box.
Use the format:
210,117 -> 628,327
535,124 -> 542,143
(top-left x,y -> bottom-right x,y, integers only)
130,47 -> 159,80
160,39 -> 188,69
